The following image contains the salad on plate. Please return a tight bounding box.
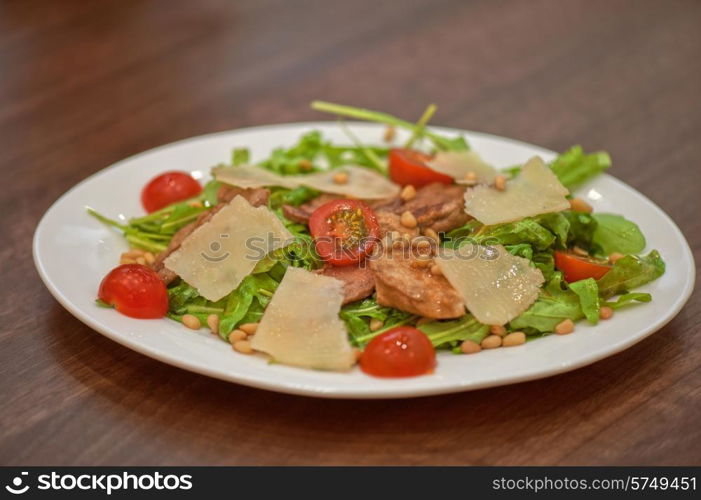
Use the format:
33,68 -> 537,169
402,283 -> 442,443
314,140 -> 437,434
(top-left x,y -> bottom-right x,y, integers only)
89,101 -> 666,378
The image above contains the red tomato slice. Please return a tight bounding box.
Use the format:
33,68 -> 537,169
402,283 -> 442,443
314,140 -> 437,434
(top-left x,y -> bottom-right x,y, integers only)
141,171 -> 202,213
309,199 -> 380,266
360,327 -> 436,378
554,251 -> 612,283
388,148 -> 453,188
98,264 -> 169,318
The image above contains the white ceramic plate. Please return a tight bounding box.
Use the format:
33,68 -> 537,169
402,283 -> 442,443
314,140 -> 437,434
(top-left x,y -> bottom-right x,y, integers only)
33,122 -> 695,399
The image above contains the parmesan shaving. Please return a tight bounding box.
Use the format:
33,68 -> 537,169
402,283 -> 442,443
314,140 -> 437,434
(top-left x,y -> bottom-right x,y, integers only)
427,151 -> 497,184
164,196 -> 293,301
215,164 -> 400,199
464,156 -> 569,225
436,244 -> 544,326
250,267 -> 355,371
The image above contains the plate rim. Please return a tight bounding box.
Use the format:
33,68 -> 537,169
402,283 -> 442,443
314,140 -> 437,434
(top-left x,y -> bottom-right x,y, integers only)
33,121 -> 697,399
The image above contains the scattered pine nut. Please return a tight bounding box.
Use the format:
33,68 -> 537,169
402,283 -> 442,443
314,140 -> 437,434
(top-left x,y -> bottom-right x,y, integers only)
298,159 -> 313,171
182,314 -> 201,330
572,246 -> 589,257
239,322 -> 259,335
555,319 -> 575,335
569,197 -> 593,213
123,249 -> 144,259
489,324 -> 507,336
206,314 -> 220,334
188,200 -> 203,208
400,210 -> 418,228
429,263 -> 442,276
599,306 -> 614,320
333,171 -> 349,184
370,318 -> 384,331
494,175 -> 507,191
460,339 -> 481,354
143,252 -> 155,265
229,329 -> 247,344
233,340 -> 253,354
503,331 -> 526,347
135,256 -> 146,265
383,126 -> 396,143
119,257 -> 136,265
464,171 -> 477,183
609,252 -> 625,263
423,228 -> 439,242
400,184 -> 417,201
481,335 -> 503,349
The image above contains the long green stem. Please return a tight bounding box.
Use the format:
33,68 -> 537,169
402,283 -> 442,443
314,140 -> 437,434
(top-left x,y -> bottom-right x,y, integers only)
405,104 -> 437,148
337,120 -> 387,173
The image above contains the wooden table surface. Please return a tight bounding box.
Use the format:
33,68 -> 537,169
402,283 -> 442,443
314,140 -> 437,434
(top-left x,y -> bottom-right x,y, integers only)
1,0 -> 699,465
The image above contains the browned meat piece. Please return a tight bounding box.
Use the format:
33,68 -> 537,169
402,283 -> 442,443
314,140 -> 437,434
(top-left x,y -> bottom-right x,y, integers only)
369,252 -> 465,319
373,183 -> 470,234
153,191 -> 269,285
217,185 -> 270,207
315,265 -> 375,305
281,193 -> 340,224
368,196 -> 403,213
375,211 -> 419,238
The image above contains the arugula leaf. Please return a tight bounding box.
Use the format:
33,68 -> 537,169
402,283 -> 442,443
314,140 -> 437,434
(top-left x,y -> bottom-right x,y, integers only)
340,298 -> 416,346
563,210 -> 598,251
509,273 -> 584,333
591,213 -> 646,256
417,315 -> 489,349
550,146 -> 611,190
603,292 -> 652,309
596,250 -> 665,298
231,147 -> 250,166
568,278 -> 600,324
534,212 -> 570,249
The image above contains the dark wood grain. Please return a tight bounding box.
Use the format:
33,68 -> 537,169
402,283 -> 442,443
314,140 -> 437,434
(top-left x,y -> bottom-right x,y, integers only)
1,0 -> 699,465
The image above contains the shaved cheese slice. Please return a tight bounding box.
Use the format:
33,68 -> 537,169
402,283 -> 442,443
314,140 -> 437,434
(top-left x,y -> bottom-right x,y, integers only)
250,267 -> 355,371
164,196 -> 293,301
464,156 -> 569,225
436,244 -> 544,325
427,151 -> 497,184
215,164 -> 400,199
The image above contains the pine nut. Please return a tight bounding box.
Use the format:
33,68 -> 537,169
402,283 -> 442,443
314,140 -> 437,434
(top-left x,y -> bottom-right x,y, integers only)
123,249 -> 144,259
135,256 -> 146,265
400,210 -> 418,228
333,171 -> 349,184
369,318 -> 384,331
429,264 -> 442,275
182,314 -> 201,330
233,340 -> 253,354
489,324 -> 506,336
609,252 -> 625,263
555,319 -> 575,335
481,335 -> 502,349
383,126 -> 396,142
400,184 -> 416,201
229,329 -> 247,344
298,159 -> 313,171
464,171 -> 477,185
239,322 -> 259,335
503,331 -> 526,347
572,246 -> 589,257
423,228 -> 439,242
599,306 -> 614,320
569,197 -> 593,213
188,201 -> 203,208
144,252 -> 155,265
460,339 -> 481,354
494,175 -> 506,191
119,257 -> 136,265
206,314 -> 220,334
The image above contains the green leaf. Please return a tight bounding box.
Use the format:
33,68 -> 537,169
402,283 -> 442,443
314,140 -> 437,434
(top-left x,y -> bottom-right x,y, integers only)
591,213 -> 646,256
509,273 -> 584,333
231,147 -> 250,166
596,250 -> 665,298
568,278 -> 600,324
417,315 -> 489,349
603,293 -> 652,309
340,298 -> 415,346
534,212 -> 570,249
550,146 -> 611,190
563,210 -> 598,251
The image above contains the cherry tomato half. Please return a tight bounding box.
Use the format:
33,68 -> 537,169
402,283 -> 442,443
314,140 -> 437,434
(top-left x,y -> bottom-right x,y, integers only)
554,250 -> 612,283
98,264 -> 169,318
309,199 -> 380,266
360,327 -> 436,378
141,171 -> 202,213
388,148 -> 453,188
